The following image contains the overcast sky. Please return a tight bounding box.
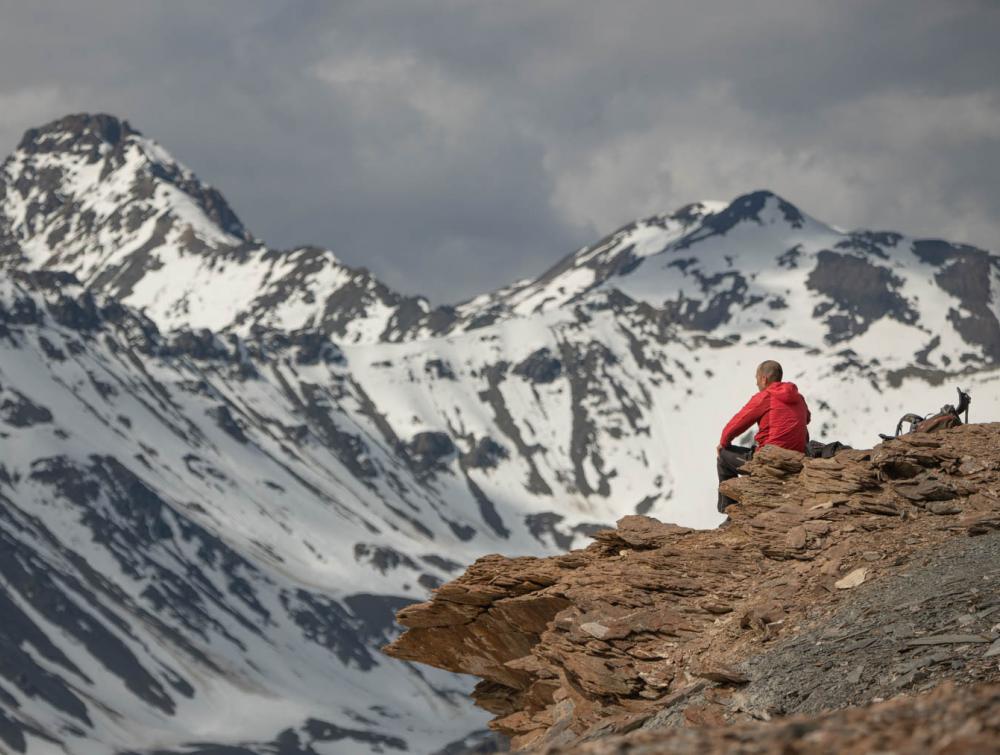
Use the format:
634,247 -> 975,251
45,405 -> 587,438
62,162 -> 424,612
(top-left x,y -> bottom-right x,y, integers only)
1,1 -> 998,302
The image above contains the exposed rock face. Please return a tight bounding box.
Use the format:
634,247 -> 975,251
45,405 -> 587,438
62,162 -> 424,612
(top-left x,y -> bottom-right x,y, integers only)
385,424 -> 1000,751
807,249 -> 918,341
405,430 -> 458,472
563,682 -> 1000,755
513,348 -> 563,384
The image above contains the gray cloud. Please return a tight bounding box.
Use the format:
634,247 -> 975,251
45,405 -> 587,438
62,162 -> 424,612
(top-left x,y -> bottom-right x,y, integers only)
1,0 -> 998,302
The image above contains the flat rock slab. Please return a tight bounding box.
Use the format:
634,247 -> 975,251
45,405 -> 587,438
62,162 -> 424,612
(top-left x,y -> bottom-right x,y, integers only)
736,531 -> 1000,718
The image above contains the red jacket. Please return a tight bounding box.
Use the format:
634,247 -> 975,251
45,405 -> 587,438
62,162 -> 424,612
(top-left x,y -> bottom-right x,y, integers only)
720,381 -> 810,452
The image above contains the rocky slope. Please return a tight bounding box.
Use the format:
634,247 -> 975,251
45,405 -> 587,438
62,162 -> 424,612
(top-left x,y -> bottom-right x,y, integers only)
386,423 -> 1000,751
565,682 -> 1000,755
1,111 -> 999,753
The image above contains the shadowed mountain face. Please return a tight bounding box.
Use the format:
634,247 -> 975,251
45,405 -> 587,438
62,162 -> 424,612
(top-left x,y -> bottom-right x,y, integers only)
0,113 -> 998,753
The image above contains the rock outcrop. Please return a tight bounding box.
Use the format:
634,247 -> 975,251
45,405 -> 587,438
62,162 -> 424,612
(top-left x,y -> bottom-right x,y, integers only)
564,682 -> 1000,754
385,424 -> 1000,751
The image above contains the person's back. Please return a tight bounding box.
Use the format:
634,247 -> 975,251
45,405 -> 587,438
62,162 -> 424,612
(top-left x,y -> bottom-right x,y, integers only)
754,380 -> 809,452
716,360 -> 810,512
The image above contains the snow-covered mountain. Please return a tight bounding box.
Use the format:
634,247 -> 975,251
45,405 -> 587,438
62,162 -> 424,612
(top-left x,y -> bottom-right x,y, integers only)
0,113 -> 999,754
0,114 -> 432,343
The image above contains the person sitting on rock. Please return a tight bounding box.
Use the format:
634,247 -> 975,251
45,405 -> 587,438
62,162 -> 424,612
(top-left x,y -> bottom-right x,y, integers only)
716,360 -> 810,512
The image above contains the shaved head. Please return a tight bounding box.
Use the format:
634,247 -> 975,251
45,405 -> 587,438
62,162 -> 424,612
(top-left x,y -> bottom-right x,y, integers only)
757,360 -> 783,385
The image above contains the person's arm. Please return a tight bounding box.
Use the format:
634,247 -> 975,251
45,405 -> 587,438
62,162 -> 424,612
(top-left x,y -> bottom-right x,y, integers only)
719,392 -> 767,448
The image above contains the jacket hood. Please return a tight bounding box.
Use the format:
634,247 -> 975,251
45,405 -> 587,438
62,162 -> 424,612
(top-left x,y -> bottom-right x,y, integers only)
767,381 -> 802,404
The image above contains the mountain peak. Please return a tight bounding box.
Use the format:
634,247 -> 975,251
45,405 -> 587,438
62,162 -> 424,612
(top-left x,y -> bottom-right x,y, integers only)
3,111 -> 254,261
709,189 -> 805,230
1,113 -> 433,340
17,112 -> 141,156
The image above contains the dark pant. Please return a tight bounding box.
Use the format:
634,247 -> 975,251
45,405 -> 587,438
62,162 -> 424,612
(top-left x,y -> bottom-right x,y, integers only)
717,445 -> 752,512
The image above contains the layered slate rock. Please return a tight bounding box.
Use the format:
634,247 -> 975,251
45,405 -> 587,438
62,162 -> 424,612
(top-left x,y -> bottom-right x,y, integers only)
563,682 -> 1000,755
385,424 -> 1000,751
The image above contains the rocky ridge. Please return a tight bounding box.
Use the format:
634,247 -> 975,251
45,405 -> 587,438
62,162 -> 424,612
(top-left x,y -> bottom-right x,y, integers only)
385,423 -> 1000,752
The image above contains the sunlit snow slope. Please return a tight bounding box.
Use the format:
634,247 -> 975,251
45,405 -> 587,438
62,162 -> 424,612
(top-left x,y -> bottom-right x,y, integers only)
0,113 -> 998,754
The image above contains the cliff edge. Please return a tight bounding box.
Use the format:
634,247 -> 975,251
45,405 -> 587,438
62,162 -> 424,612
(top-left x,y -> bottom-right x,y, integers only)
385,423 -> 1000,752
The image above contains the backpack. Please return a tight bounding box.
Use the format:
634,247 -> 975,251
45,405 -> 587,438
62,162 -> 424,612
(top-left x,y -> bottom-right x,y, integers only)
880,387 -> 971,441
806,440 -> 852,458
